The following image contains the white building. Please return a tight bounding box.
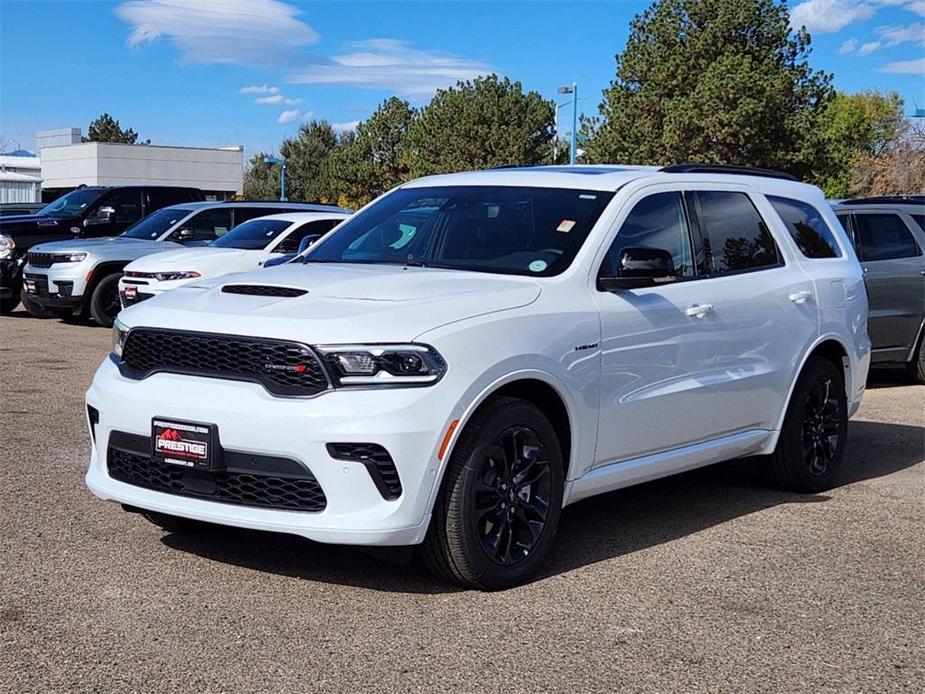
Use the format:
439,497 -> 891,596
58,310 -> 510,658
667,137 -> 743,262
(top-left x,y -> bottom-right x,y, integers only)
40,141 -> 245,200
0,155 -> 42,203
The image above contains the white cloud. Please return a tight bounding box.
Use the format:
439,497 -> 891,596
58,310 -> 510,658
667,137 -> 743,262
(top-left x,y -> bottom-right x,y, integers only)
241,85 -> 280,95
116,0 -> 319,66
858,40 -> 883,54
877,21 -> 925,45
839,38 -> 858,52
287,39 -> 491,97
255,95 -> 301,105
790,0 -> 877,33
880,56 -> 925,71
332,120 -> 361,132
277,109 -> 300,124
906,1 -> 925,17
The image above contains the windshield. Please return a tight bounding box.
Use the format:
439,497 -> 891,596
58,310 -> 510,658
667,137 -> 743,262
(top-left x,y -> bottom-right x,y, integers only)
121,207 -> 194,240
210,218 -> 291,250
305,186 -> 614,276
37,189 -> 106,218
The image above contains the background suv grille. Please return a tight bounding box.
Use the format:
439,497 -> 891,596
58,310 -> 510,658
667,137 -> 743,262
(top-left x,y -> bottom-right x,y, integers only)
26,252 -> 56,268
107,436 -> 327,513
119,328 -> 329,396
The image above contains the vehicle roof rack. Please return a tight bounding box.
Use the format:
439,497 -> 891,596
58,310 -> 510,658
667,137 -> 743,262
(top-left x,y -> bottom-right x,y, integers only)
838,195 -> 925,206
660,163 -> 799,182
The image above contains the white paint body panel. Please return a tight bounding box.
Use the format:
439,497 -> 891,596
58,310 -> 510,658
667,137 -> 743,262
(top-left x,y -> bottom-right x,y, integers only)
85,166 -> 870,545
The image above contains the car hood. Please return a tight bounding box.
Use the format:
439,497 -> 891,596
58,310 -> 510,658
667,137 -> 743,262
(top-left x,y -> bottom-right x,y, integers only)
121,263 -> 542,343
29,237 -> 182,260
126,247 -> 254,273
0,215 -> 73,232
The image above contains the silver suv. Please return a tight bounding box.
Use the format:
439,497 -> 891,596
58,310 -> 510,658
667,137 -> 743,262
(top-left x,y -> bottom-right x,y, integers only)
22,200 -> 348,327
833,196 -> 925,382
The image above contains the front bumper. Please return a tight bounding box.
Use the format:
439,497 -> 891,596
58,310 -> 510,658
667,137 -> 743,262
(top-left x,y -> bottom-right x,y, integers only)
85,356 -> 458,546
22,271 -> 83,309
22,260 -> 93,307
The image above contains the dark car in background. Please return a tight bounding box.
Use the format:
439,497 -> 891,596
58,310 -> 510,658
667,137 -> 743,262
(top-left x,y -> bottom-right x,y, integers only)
834,196 -> 925,382
0,185 -> 204,313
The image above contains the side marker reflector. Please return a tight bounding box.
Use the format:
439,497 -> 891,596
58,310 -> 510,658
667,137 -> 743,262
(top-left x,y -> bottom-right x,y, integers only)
438,419 -> 459,461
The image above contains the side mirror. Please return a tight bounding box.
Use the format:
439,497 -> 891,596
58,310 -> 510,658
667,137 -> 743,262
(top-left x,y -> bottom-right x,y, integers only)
598,247 -> 677,291
177,228 -> 195,239
84,206 -> 114,226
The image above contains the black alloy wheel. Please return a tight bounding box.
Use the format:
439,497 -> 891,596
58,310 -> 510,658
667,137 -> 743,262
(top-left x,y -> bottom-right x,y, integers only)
473,426 -> 552,566
800,376 -> 842,477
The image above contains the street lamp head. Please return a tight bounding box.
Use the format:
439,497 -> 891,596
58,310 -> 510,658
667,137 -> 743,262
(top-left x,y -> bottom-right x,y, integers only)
557,86 -> 574,94
264,155 -> 282,165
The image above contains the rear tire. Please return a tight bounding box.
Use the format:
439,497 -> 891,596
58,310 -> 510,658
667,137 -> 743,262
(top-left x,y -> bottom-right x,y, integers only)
89,273 -> 122,327
421,397 -> 564,590
762,357 -> 848,493
906,331 -> 925,385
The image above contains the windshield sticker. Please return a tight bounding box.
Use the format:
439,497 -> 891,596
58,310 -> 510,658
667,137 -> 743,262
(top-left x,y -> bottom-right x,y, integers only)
557,220 -> 576,233
529,260 -> 548,273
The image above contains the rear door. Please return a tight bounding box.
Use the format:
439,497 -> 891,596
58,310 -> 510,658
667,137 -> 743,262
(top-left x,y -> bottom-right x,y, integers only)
692,189 -> 818,436
851,212 -> 925,360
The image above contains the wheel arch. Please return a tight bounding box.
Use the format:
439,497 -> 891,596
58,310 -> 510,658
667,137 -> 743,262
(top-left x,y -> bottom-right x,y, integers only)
424,370 -> 580,517
85,261 -> 129,296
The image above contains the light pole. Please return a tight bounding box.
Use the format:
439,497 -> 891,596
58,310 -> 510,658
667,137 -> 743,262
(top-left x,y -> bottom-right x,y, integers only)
557,83 -> 578,165
263,155 -> 287,201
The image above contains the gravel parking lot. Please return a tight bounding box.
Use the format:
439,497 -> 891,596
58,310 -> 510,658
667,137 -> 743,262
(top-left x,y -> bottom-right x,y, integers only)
1,310 -> 922,693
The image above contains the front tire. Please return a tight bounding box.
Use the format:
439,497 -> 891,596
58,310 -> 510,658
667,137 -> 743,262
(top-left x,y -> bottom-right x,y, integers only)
422,397 -> 564,590
88,273 -> 122,327
762,357 -> 848,492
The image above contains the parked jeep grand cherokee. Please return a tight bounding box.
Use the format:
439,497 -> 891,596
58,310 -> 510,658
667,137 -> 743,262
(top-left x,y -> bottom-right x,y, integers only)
0,185 -> 204,314
23,200 -> 348,327
86,165 -> 870,589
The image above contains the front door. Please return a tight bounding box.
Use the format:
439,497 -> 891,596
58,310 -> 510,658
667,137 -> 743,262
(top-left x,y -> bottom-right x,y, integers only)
593,190 -> 717,465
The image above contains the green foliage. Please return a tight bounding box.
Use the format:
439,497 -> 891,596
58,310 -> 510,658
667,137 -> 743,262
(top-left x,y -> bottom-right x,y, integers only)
815,91 -> 905,198
279,119 -> 342,203
403,75 -> 555,177
583,0 -> 832,177
325,97 -> 415,208
242,152 -> 281,200
84,113 -> 149,144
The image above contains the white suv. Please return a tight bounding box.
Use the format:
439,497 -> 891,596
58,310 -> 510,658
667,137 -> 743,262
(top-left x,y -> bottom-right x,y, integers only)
85,165 -> 870,589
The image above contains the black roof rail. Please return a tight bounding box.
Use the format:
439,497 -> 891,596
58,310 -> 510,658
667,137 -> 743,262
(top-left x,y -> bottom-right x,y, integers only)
660,163 -> 799,182
221,199 -> 340,205
838,195 -> 924,206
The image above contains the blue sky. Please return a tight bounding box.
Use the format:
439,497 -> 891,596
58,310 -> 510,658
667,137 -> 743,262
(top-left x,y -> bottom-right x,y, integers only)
1,0 -> 922,158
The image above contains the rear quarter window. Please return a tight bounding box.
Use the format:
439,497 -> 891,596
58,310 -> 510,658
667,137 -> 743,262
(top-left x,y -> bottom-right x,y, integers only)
767,196 -> 841,259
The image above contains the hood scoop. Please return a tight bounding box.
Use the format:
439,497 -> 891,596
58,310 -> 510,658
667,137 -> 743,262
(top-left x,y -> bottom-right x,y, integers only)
221,284 -> 308,298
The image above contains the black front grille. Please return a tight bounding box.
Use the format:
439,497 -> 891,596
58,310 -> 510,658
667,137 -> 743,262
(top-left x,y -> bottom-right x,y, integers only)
119,328 -> 329,396
23,273 -> 49,296
27,252 -> 55,268
222,284 -> 307,297
327,443 -> 402,500
120,290 -> 154,307
107,434 -> 326,513
56,281 -> 73,298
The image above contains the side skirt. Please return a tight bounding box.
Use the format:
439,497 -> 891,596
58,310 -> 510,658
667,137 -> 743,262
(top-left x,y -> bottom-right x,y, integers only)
563,429 -> 772,506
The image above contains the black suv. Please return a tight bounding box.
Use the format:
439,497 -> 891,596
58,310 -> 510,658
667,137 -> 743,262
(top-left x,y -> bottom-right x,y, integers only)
833,196 -> 925,382
0,186 -> 204,313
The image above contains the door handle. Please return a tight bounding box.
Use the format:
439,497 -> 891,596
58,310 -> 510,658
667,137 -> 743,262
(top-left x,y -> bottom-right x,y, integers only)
788,290 -> 812,304
685,303 -> 713,318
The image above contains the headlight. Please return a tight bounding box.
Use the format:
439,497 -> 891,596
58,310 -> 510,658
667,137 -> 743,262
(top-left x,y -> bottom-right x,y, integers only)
0,234 -> 14,260
112,318 -> 129,358
315,344 -> 447,387
54,252 -> 87,263
153,271 -> 201,282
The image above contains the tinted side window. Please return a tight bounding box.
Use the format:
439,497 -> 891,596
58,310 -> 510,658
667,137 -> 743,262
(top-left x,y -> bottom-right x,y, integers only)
767,196 -> 841,259
173,208 -> 233,242
605,192 -> 696,278
854,214 -> 922,261
694,191 -> 780,274
910,214 -> 925,233
100,189 -> 144,224
233,207 -> 284,225
275,219 -> 341,253
148,188 -> 199,210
